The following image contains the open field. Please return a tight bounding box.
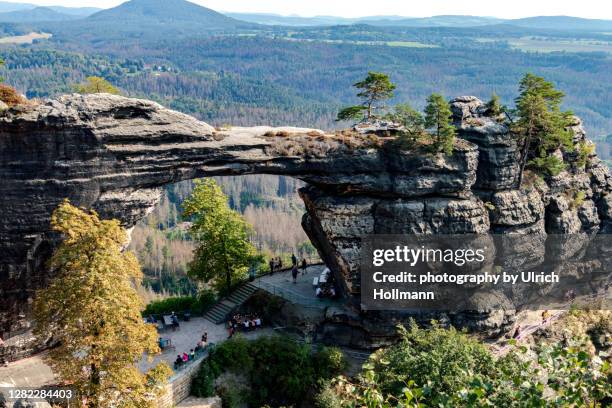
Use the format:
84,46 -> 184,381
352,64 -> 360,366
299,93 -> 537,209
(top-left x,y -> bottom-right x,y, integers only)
0,32 -> 52,44
283,37 -> 439,48
508,36 -> 612,53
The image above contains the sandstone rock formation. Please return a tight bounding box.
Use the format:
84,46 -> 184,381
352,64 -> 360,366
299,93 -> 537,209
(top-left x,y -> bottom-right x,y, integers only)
1,93 -> 610,349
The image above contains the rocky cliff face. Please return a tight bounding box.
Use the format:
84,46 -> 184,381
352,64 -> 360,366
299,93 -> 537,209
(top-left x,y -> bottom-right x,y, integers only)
302,96 -> 612,345
1,93 -> 610,348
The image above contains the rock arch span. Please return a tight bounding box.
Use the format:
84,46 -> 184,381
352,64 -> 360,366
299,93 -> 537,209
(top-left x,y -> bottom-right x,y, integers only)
1,93 -> 610,347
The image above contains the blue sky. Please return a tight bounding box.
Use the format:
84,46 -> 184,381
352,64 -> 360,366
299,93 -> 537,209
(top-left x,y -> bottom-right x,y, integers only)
10,0 -> 612,19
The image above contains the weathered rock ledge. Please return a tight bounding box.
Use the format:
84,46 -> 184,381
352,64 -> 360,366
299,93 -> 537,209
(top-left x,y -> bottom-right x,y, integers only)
1,93 -> 611,348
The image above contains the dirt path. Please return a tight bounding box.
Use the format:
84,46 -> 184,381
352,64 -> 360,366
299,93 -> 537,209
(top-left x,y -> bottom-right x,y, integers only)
491,309 -> 566,355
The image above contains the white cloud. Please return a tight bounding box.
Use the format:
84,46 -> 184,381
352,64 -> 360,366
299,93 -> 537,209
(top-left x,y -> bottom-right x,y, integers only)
9,0 -> 612,19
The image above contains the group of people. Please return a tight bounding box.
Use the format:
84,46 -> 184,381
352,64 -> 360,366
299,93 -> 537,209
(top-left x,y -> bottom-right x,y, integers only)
269,254 -> 308,283
173,332 -> 208,370
228,313 -> 263,338
269,257 -> 284,274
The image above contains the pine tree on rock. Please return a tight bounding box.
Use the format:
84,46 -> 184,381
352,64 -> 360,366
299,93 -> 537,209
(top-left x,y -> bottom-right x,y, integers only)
424,93 -> 456,155
337,71 -> 396,122
513,73 -> 574,185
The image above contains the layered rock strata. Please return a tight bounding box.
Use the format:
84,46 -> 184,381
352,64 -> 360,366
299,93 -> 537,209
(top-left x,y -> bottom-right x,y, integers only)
1,93 -> 610,348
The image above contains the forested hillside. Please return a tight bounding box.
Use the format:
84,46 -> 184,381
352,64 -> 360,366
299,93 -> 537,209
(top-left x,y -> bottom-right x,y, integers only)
2,32 -> 610,134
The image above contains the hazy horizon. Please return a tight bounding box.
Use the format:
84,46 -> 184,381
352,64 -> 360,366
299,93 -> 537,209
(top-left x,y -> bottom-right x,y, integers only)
5,0 -> 612,20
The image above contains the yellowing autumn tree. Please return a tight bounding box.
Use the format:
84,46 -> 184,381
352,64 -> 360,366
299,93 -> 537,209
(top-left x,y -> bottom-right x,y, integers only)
33,200 -> 171,408
74,76 -> 121,95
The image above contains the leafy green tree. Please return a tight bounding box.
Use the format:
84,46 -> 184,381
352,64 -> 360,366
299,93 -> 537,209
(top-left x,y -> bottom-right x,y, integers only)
324,323 -> 611,407
538,339 -> 611,406
424,93 -> 456,155
33,200 -> 171,408
193,335 -> 346,407
183,179 -> 258,294
338,72 -> 396,122
386,103 -> 426,146
513,73 -> 573,186
74,76 -> 121,95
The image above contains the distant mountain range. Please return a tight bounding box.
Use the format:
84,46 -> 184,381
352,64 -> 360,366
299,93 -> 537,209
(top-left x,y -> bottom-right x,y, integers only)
228,12 -> 612,31
225,13 -> 504,28
0,0 -> 610,34
46,6 -> 102,16
0,1 -> 37,13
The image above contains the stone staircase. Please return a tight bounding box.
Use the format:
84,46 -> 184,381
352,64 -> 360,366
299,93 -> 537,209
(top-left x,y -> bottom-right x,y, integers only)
204,282 -> 258,324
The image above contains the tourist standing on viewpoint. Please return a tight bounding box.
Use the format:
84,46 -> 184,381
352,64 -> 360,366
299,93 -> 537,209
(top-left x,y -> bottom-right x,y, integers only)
292,265 -> 299,284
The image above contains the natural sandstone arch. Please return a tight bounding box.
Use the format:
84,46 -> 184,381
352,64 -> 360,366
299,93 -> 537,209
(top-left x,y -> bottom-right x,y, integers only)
0,93 -> 480,334
1,93 -> 610,348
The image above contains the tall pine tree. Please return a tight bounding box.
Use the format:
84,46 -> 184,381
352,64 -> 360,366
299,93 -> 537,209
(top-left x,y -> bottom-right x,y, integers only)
337,72 -> 396,122
424,93 -> 456,155
513,73 -> 573,185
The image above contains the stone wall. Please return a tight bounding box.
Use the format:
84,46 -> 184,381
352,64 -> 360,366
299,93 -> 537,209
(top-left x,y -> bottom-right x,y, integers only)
157,357 -> 205,408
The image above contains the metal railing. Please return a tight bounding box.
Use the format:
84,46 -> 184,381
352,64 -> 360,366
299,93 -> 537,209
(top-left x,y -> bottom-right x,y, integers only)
251,280 -> 337,309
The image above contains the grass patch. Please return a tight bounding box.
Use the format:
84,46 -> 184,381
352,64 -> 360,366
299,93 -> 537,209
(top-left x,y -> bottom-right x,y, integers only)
0,32 -> 51,44
509,36 -> 612,54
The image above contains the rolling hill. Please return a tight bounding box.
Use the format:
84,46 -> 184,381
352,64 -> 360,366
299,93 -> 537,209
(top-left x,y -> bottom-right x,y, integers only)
0,2 -> 100,16
509,16 -> 612,31
86,0 -> 254,30
0,1 -> 34,13
43,0 -> 258,41
0,7 -> 78,22
47,6 -> 102,17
